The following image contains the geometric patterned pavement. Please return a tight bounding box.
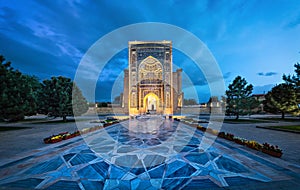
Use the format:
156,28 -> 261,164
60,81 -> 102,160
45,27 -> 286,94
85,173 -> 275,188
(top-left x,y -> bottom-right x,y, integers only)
0,116 -> 300,189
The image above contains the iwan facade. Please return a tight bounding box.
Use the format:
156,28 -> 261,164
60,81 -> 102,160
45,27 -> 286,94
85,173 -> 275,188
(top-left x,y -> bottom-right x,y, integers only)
122,41 -> 183,115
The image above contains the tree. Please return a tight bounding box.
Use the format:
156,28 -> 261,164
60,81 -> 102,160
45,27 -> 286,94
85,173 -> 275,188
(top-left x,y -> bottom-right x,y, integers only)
283,63 -> 300,116
20,75 -> 41,116
283,63 -> 300,86
0,55 -> 40,121
97,102 -> 109,107
72,83 -> 89,116
113,95 -> 121,104
183,99 -> 197,105
225,76 -> 254,119
38,76 -> 88,121
242,96 -> 260,115
264,83 -> 298,119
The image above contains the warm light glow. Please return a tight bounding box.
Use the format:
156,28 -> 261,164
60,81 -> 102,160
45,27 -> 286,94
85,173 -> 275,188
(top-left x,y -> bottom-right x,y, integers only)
125,41 -> 182,115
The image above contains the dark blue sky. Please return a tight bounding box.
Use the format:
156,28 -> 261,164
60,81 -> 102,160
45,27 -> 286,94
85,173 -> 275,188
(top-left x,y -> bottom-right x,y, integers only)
0,0 -> 300,102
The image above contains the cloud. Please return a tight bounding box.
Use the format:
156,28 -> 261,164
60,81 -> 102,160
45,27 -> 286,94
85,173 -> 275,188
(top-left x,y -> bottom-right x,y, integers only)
98,49 -> 128,82
0,34 -> 76,80
285,14 -> 300,28
0,3 -> 86,76
257,72 -> 278,76
1,0 -> 299,103
223,72 -> 231,79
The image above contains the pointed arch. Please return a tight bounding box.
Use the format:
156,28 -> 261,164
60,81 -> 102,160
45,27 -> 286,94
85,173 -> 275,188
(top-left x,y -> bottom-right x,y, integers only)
143,92 -> 160,113
139,56 -> 163,82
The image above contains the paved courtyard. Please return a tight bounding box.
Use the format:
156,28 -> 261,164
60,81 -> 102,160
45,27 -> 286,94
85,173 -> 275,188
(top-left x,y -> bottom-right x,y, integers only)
0,116 -> 300,189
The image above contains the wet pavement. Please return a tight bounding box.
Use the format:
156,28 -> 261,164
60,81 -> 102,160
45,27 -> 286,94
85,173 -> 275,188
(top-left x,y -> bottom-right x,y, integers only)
0,116 -> 300,189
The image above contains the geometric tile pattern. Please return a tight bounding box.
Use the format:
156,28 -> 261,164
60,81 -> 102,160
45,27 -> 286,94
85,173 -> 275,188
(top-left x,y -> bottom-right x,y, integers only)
0,116 -> 299,189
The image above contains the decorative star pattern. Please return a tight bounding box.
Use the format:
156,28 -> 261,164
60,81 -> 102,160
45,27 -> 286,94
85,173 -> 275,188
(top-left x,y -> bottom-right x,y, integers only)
0,118 -> 295,189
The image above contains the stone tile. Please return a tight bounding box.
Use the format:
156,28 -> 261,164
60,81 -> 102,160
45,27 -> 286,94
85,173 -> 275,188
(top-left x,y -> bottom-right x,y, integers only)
109,165 -> 128,179
1,117 -> 300,189
131,178 -> 156,190
81,180 -> 104,189
63,153 -> 76,162
45,180 -> 80,190
69,154 -> 97,166
148,164 -> 166,178
182,178 -> 221,189
184,152 -> 210,165
104,179 -> 131,190
77,163 -> 108,180
114,155 -> 140,168
0,178 -> 43,189
161,177 -> 190,189
165,160 -> 197,178
143,155 -> 166,168
25,156 -> 63,175
215,156 -> 249,173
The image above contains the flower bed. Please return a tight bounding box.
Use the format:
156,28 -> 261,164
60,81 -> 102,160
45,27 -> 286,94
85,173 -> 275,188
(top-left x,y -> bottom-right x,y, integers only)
245,140 -> 262,151
156,120 -> 283,158
44,131 -> 81,144
191,124 -> 283,158
43,119 -> 121,144
220,133 -> 283,157
261,143 -> 283,158
233,137 -> 246,145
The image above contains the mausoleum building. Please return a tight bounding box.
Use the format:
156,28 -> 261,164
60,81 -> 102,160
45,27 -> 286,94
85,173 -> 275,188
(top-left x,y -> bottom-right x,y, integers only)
122,41 -> 183,115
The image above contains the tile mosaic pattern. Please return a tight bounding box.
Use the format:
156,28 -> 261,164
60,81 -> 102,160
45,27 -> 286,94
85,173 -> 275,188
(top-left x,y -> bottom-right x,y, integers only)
0,116 -> 299,189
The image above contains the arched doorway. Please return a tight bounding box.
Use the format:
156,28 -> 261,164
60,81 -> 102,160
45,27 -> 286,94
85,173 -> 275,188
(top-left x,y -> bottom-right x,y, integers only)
148,95 -> 157,111
143,93 -> 160,114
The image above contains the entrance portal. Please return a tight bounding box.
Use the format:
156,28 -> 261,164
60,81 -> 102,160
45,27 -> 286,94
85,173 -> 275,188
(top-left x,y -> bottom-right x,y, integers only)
144,93 -> 160,114
124,41 -> 183,115
148,95 -> 156,111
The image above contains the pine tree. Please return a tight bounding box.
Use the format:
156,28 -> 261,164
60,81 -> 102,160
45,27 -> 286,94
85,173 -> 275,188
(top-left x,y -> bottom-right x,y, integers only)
72,83 -> 89,117
283,63 -> 300,116
263,83 -> 298,119
242,96 -> 260,115
225,76 -> 254,119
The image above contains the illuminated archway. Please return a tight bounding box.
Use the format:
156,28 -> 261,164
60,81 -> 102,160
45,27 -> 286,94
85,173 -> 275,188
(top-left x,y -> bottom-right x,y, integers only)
143,93 -> 160,114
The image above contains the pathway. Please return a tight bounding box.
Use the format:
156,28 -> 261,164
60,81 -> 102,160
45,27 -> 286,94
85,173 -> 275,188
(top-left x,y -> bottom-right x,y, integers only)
0,116 -> 299,189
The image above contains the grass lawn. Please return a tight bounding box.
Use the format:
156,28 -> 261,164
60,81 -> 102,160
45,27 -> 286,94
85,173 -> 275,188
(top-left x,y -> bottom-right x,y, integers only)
30,118 -> 92,124
272,125 -> 300,132
31,119 -> 76,124
253,118 -> 300,122
222,119 -> 273,124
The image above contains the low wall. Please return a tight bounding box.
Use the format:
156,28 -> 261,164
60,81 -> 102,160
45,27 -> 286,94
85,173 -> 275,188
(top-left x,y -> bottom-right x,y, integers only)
179,106 -> 223,115
86,106 -> 224,115
96,107 -> 125,114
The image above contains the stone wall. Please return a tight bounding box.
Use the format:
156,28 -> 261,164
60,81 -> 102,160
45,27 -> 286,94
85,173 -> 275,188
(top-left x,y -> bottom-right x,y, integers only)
86,106 -> 224,115
178,106 -> 224,115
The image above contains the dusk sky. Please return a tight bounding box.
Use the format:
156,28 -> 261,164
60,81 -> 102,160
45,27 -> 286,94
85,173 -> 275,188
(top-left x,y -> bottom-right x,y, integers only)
0,0 -> 300,102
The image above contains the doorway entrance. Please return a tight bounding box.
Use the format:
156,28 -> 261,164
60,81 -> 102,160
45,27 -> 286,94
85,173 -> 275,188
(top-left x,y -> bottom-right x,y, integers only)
143,93 -> 160,114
